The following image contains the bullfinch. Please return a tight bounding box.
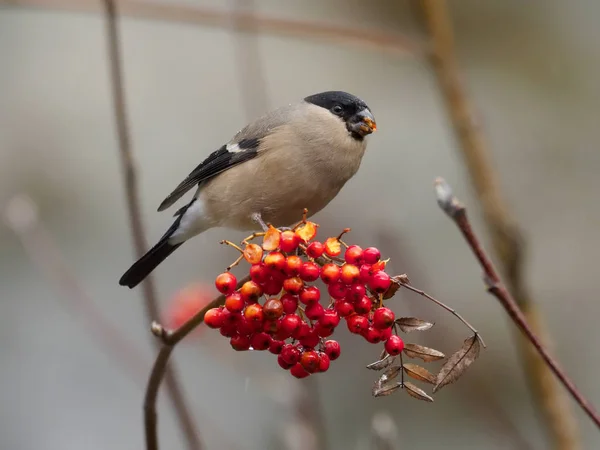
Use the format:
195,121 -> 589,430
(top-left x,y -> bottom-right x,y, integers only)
119,90 -> 376,288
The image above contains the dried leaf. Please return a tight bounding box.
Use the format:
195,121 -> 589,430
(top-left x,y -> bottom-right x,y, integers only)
381,365 -> 402,381
295,221 -> 318,242
324,237 -> 341,256
262,226 -> 280,251
243,243 -> 263,264
372,376 -> 402,397
402,363 -> 436,384
396,317 -> 434,333
403,343 -> 445,362
366,354 -> 396,371
403,382 -> 434,402
433,335 -> 480,393
382,279 -> 401,299
371,365 -> 404,397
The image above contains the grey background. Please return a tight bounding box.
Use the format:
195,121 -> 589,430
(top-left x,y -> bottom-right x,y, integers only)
1,1 -> 599,449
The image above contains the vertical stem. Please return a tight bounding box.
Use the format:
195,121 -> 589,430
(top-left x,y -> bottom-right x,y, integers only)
102,1 -> 202,449
420,1 -> 581,448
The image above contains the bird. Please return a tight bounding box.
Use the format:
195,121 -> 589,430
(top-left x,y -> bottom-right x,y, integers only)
119,90 -> 377,289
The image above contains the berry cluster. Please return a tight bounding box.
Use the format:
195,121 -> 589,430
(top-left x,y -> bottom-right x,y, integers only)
204,220 -> 405,379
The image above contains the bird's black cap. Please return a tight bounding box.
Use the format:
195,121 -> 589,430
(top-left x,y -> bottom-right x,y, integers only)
304,91 -> 370,122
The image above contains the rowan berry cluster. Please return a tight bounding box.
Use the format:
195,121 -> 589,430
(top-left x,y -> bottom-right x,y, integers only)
204,219 -> 406,379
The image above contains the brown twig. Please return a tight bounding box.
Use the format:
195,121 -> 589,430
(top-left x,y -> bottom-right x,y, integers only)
5,0 -> 424,57
434,177 -> 600,429
145,275 -> 251,448
102,1 -> 201,449
398,280 -> 485,348
418,1 -> 581,447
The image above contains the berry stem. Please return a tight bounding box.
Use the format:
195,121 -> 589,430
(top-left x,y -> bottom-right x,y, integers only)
226,254 -> 244,271
220,239 -> 244,253
398,280 -> 486,348
242,231 -> 266,245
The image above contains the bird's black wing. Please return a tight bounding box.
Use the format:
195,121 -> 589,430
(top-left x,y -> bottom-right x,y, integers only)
157,138 -> 260,212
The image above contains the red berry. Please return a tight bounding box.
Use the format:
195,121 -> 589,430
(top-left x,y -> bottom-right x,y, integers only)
385,335 -> 405,356
264,251 -> 286,271
283,277 -> 304,295
250,264 -> 268,283
219,322 -> 237,337
280,230 -> 301,253
380,327 -> 393,341
363,326 -> 383,344
239,281 -> 263,304
362,247 -> 381,264
324,340 -> 341,360
300,350 -> 320,373
340,264 -> 360,285
236,317 -> 256,336
269,339 -> 285,354
306,241 -> 325,259
221,308 -> 241,326
305,302 -> 324,320
354,296 -> 372,314
290,363 -> 310,378
204,307 -> 224,329
215,272 -> 237,294
225,292 -> 244,313
244,303 -> 264,323
250,332 -> 271,350
320,263 -> 341,284
334,300 -> 355,317
319,309 -> 340,329
262,319 -> 280,335
281,314 -> 301,336
344,245 -> 363,264
230,335 -> 251,351
285,255 -> 303,276
263,298 -> 284,320
300,329 -> 320,349
281,293 -> 299,314
292,321 -> 311,340
281,344 -> 301,365
327,281 -> 348,300
278,353 -> 294,369
369,271 -> 392,293
346,284 -> 366,303
373,307 -> 395,329
359,264 -> 374,283
347,315 -> 369,334
299,262 -> 320,282
317,352 -> 330,372
314,322 -> 334,337
299,286 -> 321,305
262,278 -> 283,296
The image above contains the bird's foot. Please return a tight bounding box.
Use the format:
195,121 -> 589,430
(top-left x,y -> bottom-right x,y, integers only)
251,212 -> 269,232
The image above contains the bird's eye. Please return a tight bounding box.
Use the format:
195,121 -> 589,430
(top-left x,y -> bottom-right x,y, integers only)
332,105 -> 344,115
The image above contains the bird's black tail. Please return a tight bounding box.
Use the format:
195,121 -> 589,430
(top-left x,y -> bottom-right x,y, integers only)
118,238 -> 183,288
119,204 -> 192,288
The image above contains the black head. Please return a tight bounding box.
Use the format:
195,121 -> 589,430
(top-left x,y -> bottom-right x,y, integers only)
304,91 -> 377,139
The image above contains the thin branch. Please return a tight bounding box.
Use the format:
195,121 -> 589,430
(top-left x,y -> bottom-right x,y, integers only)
418,1 -> 581,448
4,0 -> 425,57
398,280 -> 485,348
434,177 -> 600,429
102,1 -> 201,449
145,275 -> 250,448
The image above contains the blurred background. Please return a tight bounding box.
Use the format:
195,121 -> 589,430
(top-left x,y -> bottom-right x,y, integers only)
2,1 -> 600,449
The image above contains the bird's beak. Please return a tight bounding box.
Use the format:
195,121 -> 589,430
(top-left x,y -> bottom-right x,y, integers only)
348,109 -> 377,137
